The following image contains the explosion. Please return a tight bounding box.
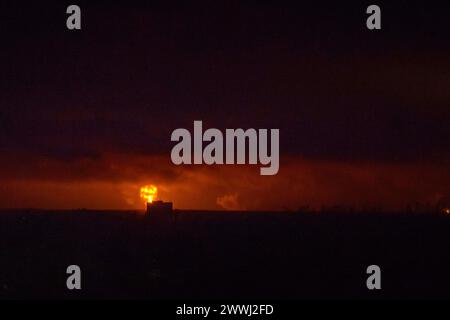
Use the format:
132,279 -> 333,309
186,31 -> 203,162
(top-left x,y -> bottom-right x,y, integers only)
140,185 -> 157,203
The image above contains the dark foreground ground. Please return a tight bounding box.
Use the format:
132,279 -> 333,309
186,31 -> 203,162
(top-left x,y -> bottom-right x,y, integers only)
1,209 -> 450,299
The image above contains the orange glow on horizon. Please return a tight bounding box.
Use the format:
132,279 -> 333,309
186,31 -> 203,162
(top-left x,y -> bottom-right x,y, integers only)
140,185 -> 157,204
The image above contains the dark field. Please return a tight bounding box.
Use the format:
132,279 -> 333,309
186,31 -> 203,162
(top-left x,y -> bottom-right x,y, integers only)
1,210 -> 450,299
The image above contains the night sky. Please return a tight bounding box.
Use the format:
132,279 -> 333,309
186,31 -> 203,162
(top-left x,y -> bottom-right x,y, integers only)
0,1 -> 449,210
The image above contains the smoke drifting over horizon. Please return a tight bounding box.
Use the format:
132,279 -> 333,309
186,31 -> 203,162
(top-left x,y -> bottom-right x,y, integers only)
0,154 -> 448,211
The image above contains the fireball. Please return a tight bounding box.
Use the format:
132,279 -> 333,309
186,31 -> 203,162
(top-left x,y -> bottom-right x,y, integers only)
140,185 -> 157,203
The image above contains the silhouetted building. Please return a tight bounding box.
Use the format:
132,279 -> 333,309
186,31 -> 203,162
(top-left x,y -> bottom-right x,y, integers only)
146,200 -> 173,221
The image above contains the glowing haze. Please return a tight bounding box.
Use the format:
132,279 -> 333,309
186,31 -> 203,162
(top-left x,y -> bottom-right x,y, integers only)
0,3 -> 449,211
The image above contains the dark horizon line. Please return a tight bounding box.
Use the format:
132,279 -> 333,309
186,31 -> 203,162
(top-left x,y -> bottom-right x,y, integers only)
1,207 -> 448,215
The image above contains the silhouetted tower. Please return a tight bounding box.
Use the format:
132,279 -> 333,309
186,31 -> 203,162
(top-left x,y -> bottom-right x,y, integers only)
146,200 -> 173,221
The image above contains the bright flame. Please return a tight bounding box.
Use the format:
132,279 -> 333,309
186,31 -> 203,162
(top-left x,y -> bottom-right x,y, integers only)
140,185 -> 157,203
443,208 -> 450,215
